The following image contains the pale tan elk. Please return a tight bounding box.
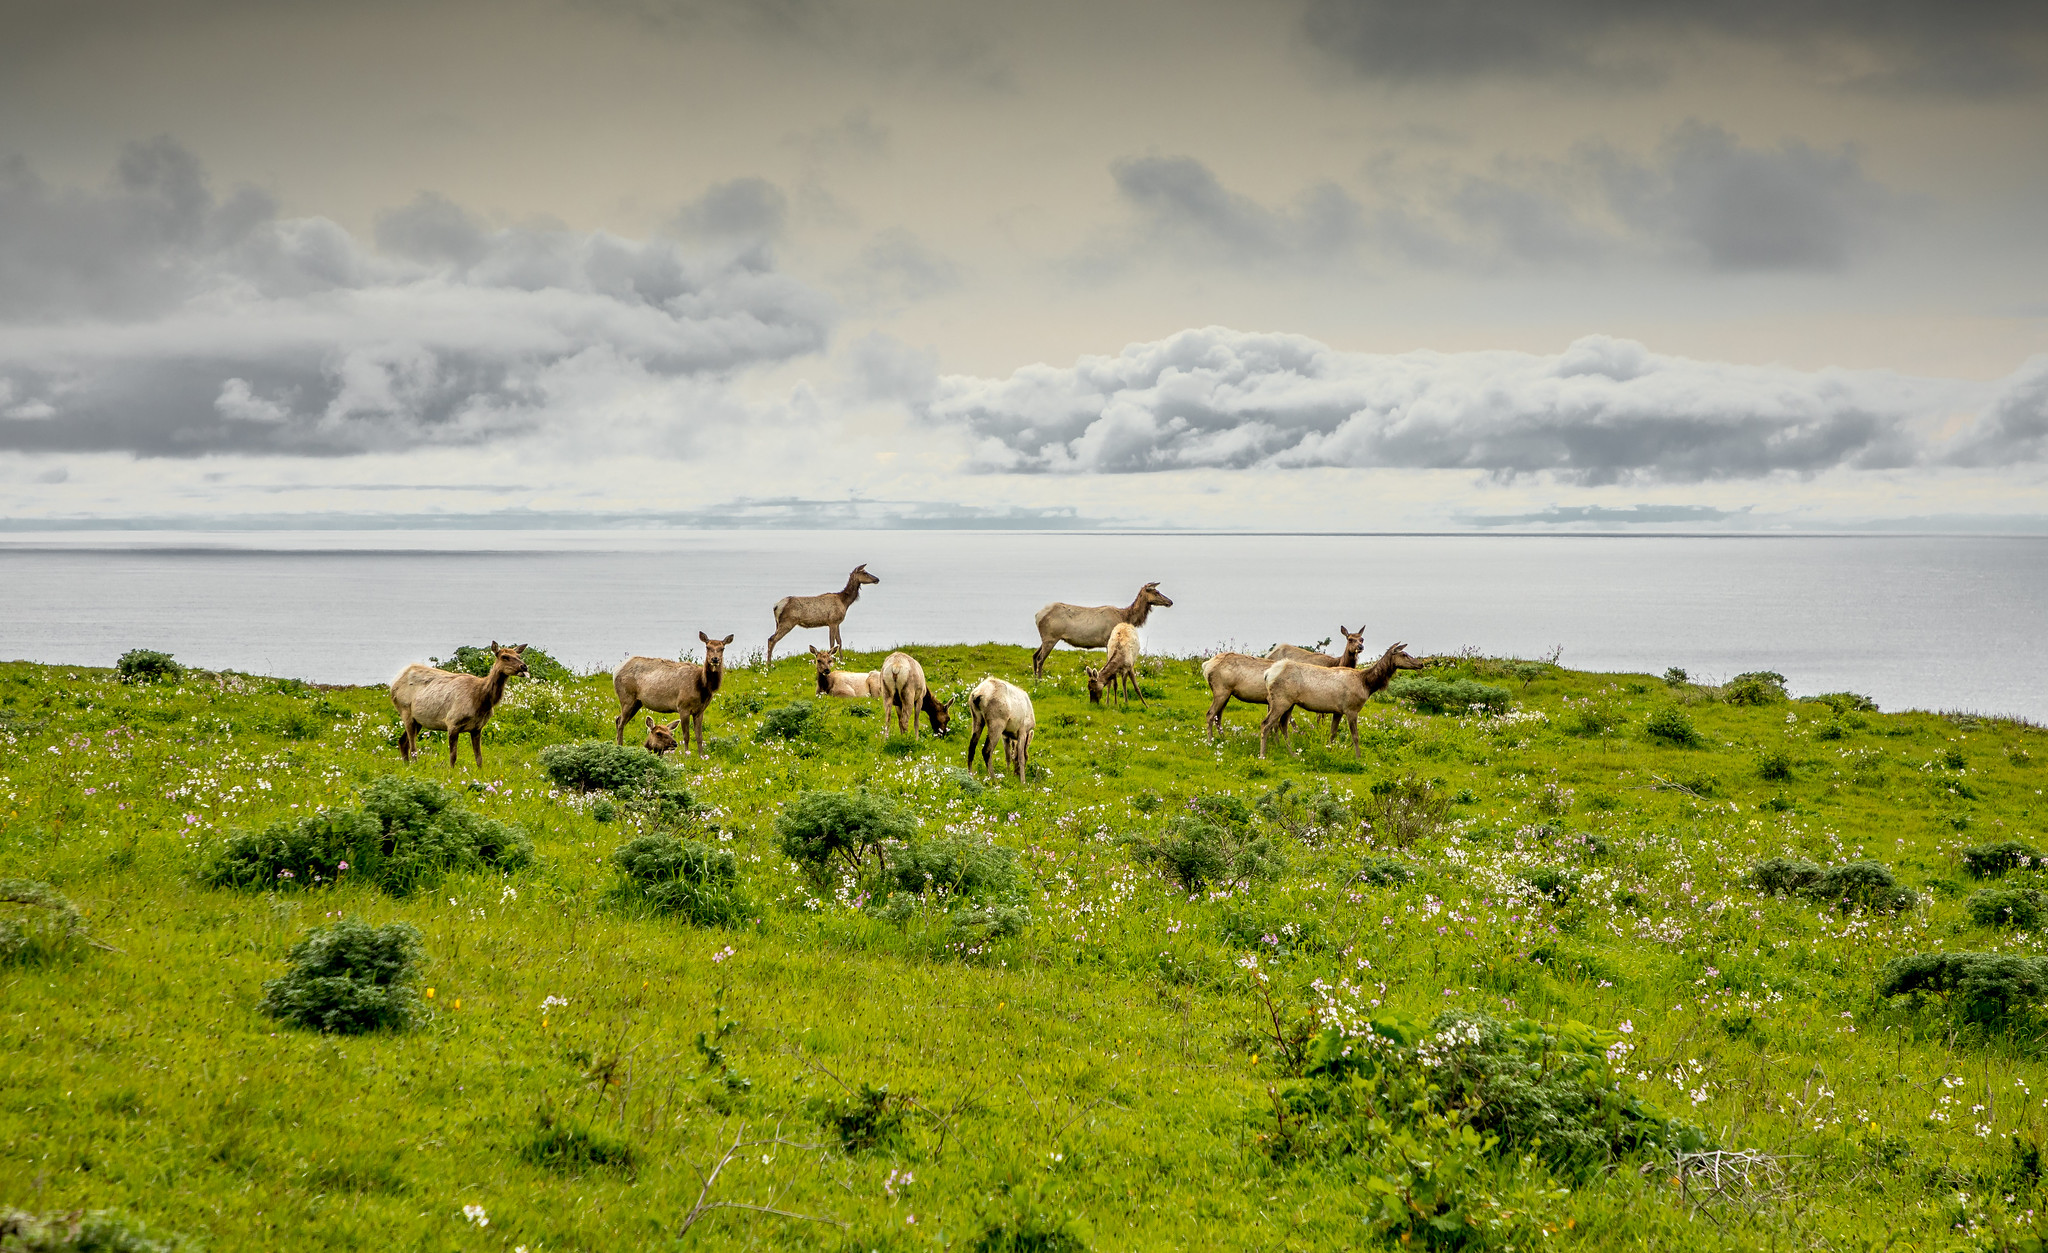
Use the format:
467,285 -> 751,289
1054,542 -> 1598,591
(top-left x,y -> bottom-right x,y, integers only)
1083,622 -> 1146,708
1201,652 -> 1287,733
643,718 -> 680,756
1031,582 -> 1173,678
1267,625 -> 1367,733
966,676 -> 1035,782
879,651 -> 952,737
390,642 -> 528,769
767,564 -> 879,663
810,646 -> 884,699
1259,642 -> 1428,761
613,632 -> 734,757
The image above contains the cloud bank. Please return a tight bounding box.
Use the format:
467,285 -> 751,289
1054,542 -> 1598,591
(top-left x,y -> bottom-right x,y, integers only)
0,139 -> 835,456
918,326 -> 2042,485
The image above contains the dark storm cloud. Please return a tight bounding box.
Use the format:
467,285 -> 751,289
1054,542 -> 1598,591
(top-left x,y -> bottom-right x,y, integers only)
1299,0 -> 2048,96
0,141 -> 835,456
917,327 -> 1985,484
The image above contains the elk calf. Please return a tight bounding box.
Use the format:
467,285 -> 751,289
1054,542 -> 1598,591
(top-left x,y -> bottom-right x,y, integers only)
810,646 -> 884,699
390,642 -> 528,769
643,718 -> 679,756
1084,622 -> 1146,708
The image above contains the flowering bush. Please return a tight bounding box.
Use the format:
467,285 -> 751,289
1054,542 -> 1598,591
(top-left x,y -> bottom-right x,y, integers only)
1967,887 -> 2048,930
258,919 -> 424,1034
1962,840 -> 2040,879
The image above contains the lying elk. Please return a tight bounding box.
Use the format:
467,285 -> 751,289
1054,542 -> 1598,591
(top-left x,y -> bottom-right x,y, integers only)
643,717 -> 680,756
767,564 -> 879,663
879,651 -> 952,737
1031,581 -> 1172,678
1259,642 -> 1428,761
390,642 -> 528,768
810,646 -> 884,699
613,632 -> 734,757
967,676 -> 1035,782
1084,622 -> 1146,708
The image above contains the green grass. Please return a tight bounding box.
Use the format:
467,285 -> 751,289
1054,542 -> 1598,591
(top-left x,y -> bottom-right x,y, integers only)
2,647 -> 2047,1250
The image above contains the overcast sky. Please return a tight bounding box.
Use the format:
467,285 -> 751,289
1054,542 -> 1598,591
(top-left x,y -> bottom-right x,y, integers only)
2,0 -> 2044,530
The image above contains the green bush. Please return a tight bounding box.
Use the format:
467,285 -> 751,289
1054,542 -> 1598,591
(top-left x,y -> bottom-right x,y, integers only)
1963,840 -> 2040,878
969,1196 -> 1089,1253
1643,705 -> 1703,747
1747,857 -> 1916,912
0,1208 -> 189,1252
756,701 -> 827,742
776,790 -> 915,881
808,1083 -> 906,1154
888,837 -> 1018,900
949,903 -> 1031,943
0,880 -> 89,966
258,919 -> 424,1034
1390,673 -> 1511,716
1356,855 -> 1413,887
1518,866 -> 1581,903
520,1111 -> 638,1176
435,643 -> 573,683
1362,773 -> 1450,849
1129,798 -> 1283,894
539,740 -> 677,793
1723,671 -> 1788,706
1968,888 -> 2048,930
115,649 -> 181,685
609,834 -> 750,927
1878,952 -> 2048,1028
1255,780 -> 1352,843
1806,691 -> 1879,714
203,775 -> 532,897
1662,666 -> 1688,686
1754,744 -> 1795,781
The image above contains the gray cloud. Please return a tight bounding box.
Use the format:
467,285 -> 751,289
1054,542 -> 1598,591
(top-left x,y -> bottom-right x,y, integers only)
1944,355 -> 2048,466
668,176 -> 790,248
1110,156 -> 1364,266
918,327 -> 1995,484
1299,0 -> 2048,96
1466,503 -> 1745,527
0,141 -> 835,456
852,228 -> 962,302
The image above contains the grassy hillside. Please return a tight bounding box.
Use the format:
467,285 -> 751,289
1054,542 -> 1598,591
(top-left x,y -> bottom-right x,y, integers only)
2,643 -> 2045,1251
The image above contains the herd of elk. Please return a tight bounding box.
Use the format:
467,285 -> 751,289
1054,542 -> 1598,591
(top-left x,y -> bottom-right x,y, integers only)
386,564 -> 1428,782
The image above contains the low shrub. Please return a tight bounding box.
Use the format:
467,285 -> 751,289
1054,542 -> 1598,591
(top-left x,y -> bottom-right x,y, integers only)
258,919 -> 424,1034
1754,744 -> 1795,782
1963,840 -> 2040,878
1747,857 -> 1916,913
1255,780 -> 1353,844
1878,952 -> 2048,1028
520,1111 -> 638,1176
1390,673 -> 1511,716
435,642 -> 574,683
1723,671 -> 1789,706
115,648 -> 181,685
888,837 -> 1018,900
755,701 -> 827,743
1806,691 -> 1879,714
1362,773 -> 1450,849
203,775 -> 532,897
948,903 -> 1030,943
1643,705 -> 1703,747
539,740 -> 677,793
776,790 -> 915,881
1518,866 -> 1581,903
0,1208 -> 189,1252
1968,888 -> 2048,930
969,1196 -> 1089,1253
1662,666 -> 1688,686
809,1083 -> 906,1154
1356,855 -> 1413,887
609,834 -> 750,927
1129,798 -> 1283,893
0,880 -> 90,965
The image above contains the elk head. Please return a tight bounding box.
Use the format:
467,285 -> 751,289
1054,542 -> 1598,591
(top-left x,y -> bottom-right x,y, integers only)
927,696 -> 953,735
851,563 -> 880,587
808,645 -> 837,693
488,641 -> 530,679
1387,643 -> 1427,671
1338,624 -> 1366,664
698,631 -> 735,675
1084,666 -> 1104,704
1140,581 -> 1173,609
643,717 -> 679,755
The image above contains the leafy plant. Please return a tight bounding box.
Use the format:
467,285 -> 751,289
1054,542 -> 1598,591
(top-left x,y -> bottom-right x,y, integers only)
887,837 -> 1018,901
1747,857 -> 1916,913
203,775 -> 532,897
520,1111 -> 638,1176
809,1083 -> 905,1154
1723,671 -> 1789,706
1963,841 -> 2041,879
948,903 -> 1030,943
1391,673 -> 1511,716
776,790 -> 915,881
1807,691 -> 1879,714
969,1195 -> 1089,1253
258,919 -> 425,1034
0,880 -> 90,965
539,739 -> 678,793
1356,855 -> 1414,887
1255,779 -> 1353,843
756,701 -> 827,743
1129,797 -> 1283,893
608,834 -> 751,927
1878,952 -> 2048,1029
1662,666 -> 1688,686
435,642 -> 573,683
1968,888 -> 2048,930
1753,743 -> 1794,781
1643,705 -> 1703,747
115,649 -> 181,685
1361,773 -> 1450,849
0,1208 -> 190,1252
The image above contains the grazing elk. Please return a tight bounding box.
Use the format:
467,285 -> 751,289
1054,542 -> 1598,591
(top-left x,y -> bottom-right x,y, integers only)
1259,642 -> 1428,761
966,676 -> 1035,782
1084,622 -> 1146,708
390,641 -> 528,769
879,651 -> 952,737
1031,582 -> 1173,678
613,632 -> 734,757
643,717 -> 680,756
767,564 -> 879,663
810,646 -> 884,699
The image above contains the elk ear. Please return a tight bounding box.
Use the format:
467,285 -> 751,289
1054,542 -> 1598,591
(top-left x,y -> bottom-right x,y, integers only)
721,634 -> 734,645
699,631 -> 711,644
1338,625 -> 1350,635
488,640 -> 500,651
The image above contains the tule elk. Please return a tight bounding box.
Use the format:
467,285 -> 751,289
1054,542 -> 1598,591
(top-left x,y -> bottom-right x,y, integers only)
879,651 -> 951,738
613,632 -> 734,757
390,642 -> 528,769
966,676 -> 1035,782
767,564 -> 879,663
1083,622 -> 1146,709
1259,641 -> 1428,761
1031,582 -> 1172,679
810,646 -> 884,699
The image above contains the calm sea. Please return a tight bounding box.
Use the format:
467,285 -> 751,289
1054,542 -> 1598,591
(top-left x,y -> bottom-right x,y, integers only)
2,531 -> 2042,721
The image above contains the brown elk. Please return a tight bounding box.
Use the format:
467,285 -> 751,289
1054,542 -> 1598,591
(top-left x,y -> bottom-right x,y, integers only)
810,646 -> 884,699
613,632 -> 734,757
966,676 -> 1035,782
643,717 -> 679,756
1267,625 -> 1367,733
879,651 -> 951,737
1201,651 -> 1292,733
1031,582 -> 1172,678
1083,622 -> 1146,708
390,642 -> 528,769
767,564 -> 879,663
1258,642 -> 1428,760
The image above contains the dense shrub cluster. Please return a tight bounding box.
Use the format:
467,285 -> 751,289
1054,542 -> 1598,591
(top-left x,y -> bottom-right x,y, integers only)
1722,671 -> 1788,706
115,648 -> 181,685
0,1208 -> 188,1252
1968,887 -> 2047,930
776,790 -> 915,880
1390,673 -> 1511,716
1643,705 -> 1703,747
1256,780 -> 1352,843
203,775 -> 532,896
0,880 -> 89,965
1748,857 -> 1917,913
435,642 -> 574,683
755,701 -> 827,742
539,740 -> 677,793
887,837 -> 1019,900
1361,774 -> 1449,848
1963,840 -> 2041,878
609,834 -> 751,927
1879,952 -> 2048,1028
1129,796 -> 1282,893
258,920 -> 425,1034
1806,691 -> 1879,714
1356,854 -> 1414,887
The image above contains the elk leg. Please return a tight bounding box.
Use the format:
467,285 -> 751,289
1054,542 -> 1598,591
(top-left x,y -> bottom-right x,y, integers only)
766,621 -> 792,664
447,731 -> 459,768
1205,691 -> 1230,733
1031,639 -> 1055,679
471,728 -> 483,769
402,718 -> 418,761
693,711 -> 707,756
1349,712 -> 1362,761
829,624 -> 842,654
614,699 -> 642,745
966,722 -> 982,769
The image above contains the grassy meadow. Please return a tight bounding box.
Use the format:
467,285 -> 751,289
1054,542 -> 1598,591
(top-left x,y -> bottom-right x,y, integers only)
2,640 -> 2047,1251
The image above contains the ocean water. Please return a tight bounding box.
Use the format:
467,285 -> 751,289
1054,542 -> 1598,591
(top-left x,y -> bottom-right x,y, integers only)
2,530 -> 2043,721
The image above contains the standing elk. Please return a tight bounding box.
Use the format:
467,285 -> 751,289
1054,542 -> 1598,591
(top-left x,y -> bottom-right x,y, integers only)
1031,581 -> 1172,679
390,642 -> 528,769
966,676 -> 1035,782
613,632 -> 734,757
1259,642 -> 1428,761
1083,622 -> 1146,708
767,564 -> 879,663
1267,624 -> 1367,733
879,651 -> 952,737
810,646 -> 884,699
